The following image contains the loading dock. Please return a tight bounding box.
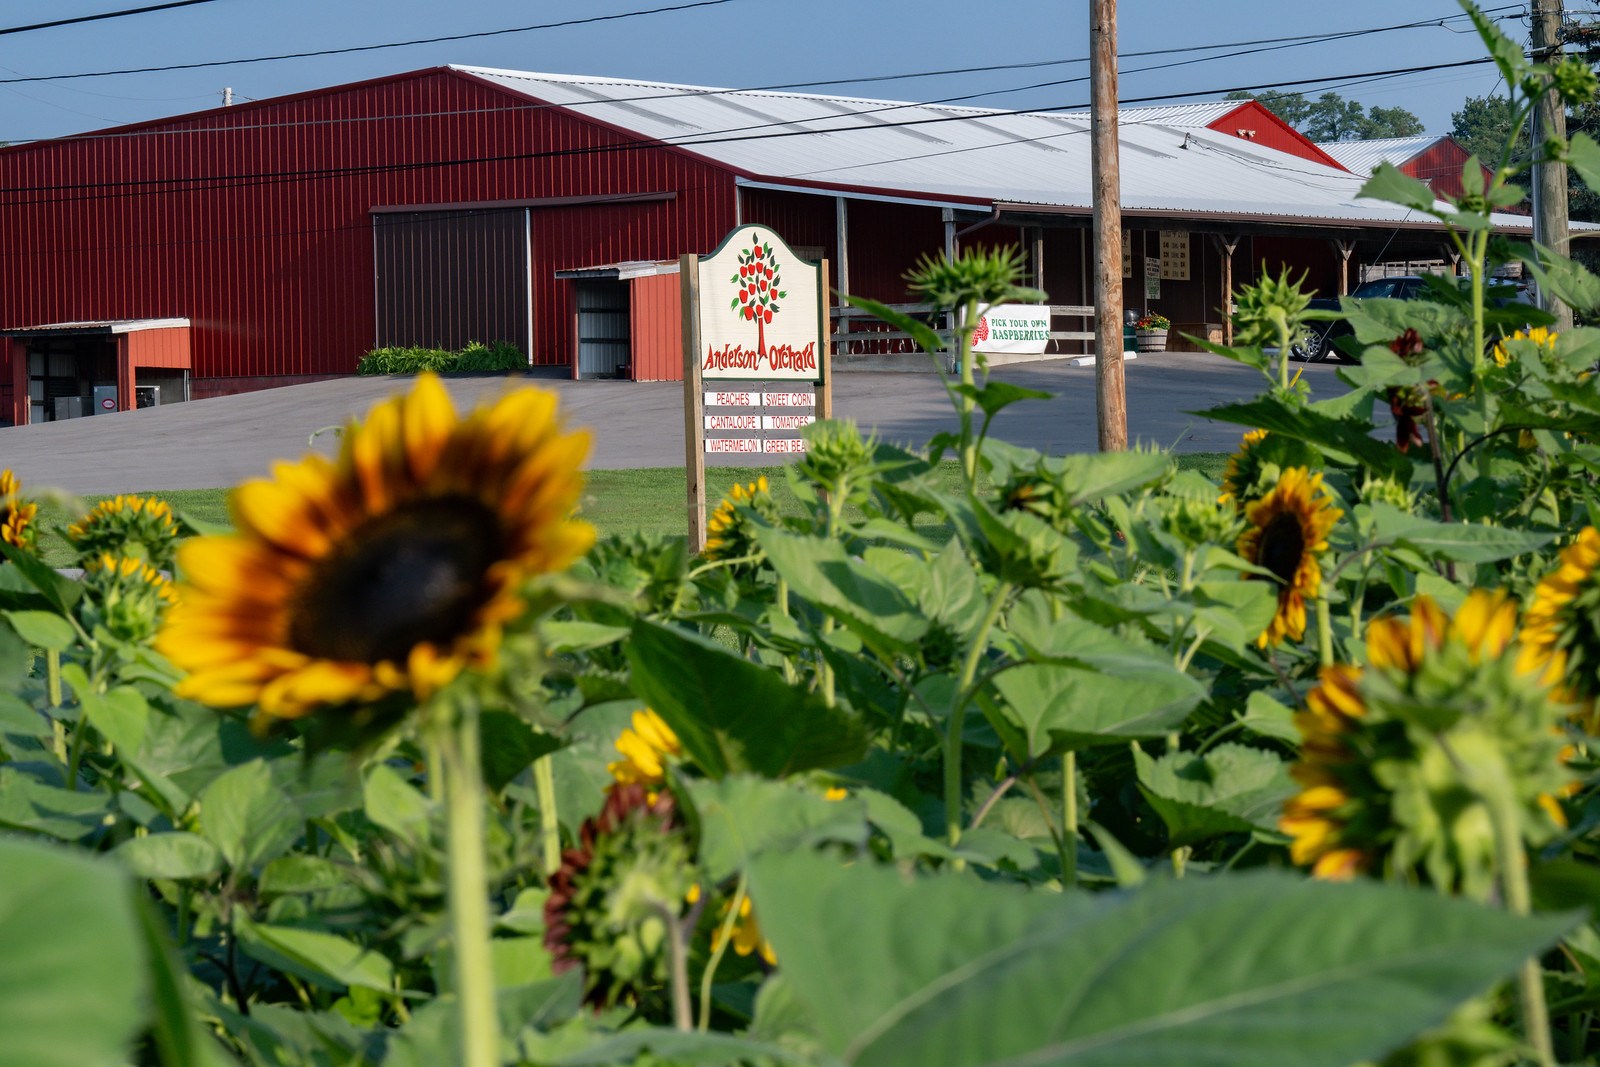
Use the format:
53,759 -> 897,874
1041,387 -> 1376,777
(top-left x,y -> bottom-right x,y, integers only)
4,318 -> 190,427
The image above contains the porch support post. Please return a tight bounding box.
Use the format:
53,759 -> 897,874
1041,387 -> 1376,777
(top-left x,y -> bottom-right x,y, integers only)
1330,238 -> 1356,296
1211,234 -> 1239,345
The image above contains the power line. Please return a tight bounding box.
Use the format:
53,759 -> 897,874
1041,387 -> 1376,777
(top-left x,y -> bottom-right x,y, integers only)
0,0 -> 226,38
0,0 -> 740,85
0,6 -> 1523,146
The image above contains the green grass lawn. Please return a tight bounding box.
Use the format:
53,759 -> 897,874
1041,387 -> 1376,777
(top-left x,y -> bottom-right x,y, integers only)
34,453 -> 1229,566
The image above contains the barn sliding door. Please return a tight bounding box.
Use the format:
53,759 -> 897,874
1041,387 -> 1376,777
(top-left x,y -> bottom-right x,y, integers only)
373,208 -> 531,359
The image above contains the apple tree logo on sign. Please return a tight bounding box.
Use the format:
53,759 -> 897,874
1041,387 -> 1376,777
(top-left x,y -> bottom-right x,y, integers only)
698,225 -> 821,380
730,238 -> 786,358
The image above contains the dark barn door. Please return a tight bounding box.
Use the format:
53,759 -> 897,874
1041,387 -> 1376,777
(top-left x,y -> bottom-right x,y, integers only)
373,209 -> 530,358
574,280 -> 630,379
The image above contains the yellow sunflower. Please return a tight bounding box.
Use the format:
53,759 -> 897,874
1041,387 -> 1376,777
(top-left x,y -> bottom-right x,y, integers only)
157,373 -> 593,724
1282,590 -> 1574,892
66,494 -> 181,568
1519,525 -> 1600,728
1236,467 -> 1342,648
704,476 -> 775,562
1218,429 -> 1268,509
1491,325 -> 1557,367
606,709 -> 681,786
0,469 -> 38,552
711,893 -> 777,966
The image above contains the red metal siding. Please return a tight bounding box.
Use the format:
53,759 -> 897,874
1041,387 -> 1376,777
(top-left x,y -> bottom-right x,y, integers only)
629,272 -> 683,381
843,200 -> 946,303
1207,102 -> 1350,171
128,326 -> 191,369
1402,140 -> 1499,205
0,68 -> 737,380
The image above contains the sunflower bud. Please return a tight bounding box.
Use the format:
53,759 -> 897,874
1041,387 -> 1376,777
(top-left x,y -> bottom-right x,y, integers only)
703,476 -> 780,566
1231,268 -> 1314,353
0,469 -> 38,556
1552,56 -> 1599,108
544,783 -> 697,1012
66,494 -> 183,570
80,553 -> 179,645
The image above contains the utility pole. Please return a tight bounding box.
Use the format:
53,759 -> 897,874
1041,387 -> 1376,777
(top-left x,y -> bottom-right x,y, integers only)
1090,0 -> 1126,451
1532,0 -> 1573,330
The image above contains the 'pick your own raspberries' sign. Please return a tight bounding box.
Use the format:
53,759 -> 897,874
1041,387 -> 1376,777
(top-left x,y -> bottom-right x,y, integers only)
697,226 -> 823,381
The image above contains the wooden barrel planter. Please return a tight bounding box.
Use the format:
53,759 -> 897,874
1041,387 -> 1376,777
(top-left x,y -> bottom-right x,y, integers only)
1135,328 -> 1168,353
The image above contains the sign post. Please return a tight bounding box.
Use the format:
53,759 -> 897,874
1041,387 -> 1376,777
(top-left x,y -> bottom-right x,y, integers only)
680,225 -> 828,550
680,252 -> 706,553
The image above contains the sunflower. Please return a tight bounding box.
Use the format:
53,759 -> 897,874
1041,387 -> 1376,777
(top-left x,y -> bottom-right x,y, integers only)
710,893 -> 776,966
1236,467 -> 1342,648
0,469 -> 38,553
544,782 -> 696,1011
1218,430 -> 1269,509
157,373 -> 593,725
66,494 -> 181,569
82,553 -> 180,644
703,475 -> 778,563
1282,590 -> 1574,895
1491,325 -> 1557,367
607,709 -> 681,787
1519,526 -> 1600,728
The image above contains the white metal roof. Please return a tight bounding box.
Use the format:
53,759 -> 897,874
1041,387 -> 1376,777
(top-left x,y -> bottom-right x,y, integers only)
2,317 -> 190,334
454,68 -> 1539,232
1315,136 -> 1445,175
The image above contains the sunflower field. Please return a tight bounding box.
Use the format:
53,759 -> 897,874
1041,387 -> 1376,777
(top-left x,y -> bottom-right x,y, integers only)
13,8 -> 1600,1067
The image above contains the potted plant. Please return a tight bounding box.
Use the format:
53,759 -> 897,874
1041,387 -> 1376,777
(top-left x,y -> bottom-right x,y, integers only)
1134,313 -> 1171,353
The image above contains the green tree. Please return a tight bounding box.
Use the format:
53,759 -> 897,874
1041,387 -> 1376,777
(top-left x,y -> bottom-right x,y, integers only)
1367,105 -> 1426,138
1451,93 -> 1523,164
1304,93 -> 1370,141
1226,89 -> 1311,128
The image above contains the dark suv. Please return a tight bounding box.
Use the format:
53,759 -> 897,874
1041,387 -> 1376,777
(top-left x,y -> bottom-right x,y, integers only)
1292,273 -> 1533,362
1292,276 -> 1432,362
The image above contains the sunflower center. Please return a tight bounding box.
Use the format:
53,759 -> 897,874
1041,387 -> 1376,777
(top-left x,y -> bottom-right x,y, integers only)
1258,511 -> 1306,586
287,496 -> 505,665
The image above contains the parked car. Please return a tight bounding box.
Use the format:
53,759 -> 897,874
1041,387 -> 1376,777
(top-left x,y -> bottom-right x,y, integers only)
1291,274 -> 1533,362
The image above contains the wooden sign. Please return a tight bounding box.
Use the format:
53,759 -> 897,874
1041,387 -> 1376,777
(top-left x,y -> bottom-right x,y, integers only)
681,227 -> 832,552
1159,231 -> 1190,280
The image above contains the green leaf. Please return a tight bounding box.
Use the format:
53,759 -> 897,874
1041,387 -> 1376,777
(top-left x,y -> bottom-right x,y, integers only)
843,294 -> 946,353
3,610 -> 76,652
953,381 -> 1053,419
1359,162 -> 1439,213
1370,503 -> 1554,562
1196,399 -> 1410,481
541,620 -> 631,653
1241,690 -> 1300,742
133,893 -> 232,1067
198,758 -> 302,870
990,662 -> 1203,760
1134,743 -> 1297,847
627,620 -> 869,779
0,837 -> 146,1067
0,766 -> 113,839
363,762 -> 434,847
1569,132 -> 1600,201
1515,243 -> 1600,315
0,689 -> 45,737
236,918 -> 394,992
752,525 -> 929,654
1047,449 -> 1170,507
259,854 -> 349,895
115,831 -> 224,881
747,852 -> 1576,1067
480,710 -> 562,793
64,665 -> 149,757
691,775 -> 868,881
0,541 -> 82,614
550,1030 -> 806,1067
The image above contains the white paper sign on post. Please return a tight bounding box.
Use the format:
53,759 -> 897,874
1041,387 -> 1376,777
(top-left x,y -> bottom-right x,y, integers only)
698,226 -> 823,380
971,304 -> 1051,355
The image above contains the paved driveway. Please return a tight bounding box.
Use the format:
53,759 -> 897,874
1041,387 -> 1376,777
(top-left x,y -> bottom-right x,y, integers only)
0,353 -> 1356,494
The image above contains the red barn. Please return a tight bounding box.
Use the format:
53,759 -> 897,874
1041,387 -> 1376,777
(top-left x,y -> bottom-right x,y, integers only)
1316,135 -> 1501,204
0,70 -> 1540,426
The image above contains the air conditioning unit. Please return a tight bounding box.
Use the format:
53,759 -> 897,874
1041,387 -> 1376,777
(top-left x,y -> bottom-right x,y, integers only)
135,385 -> 160,409
54,396 -> 83,420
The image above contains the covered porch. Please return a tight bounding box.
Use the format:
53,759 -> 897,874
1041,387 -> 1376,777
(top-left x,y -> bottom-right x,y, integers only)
3,318 -> 191,428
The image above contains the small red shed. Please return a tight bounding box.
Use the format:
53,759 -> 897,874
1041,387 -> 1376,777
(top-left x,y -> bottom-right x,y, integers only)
4,318 -> 191,427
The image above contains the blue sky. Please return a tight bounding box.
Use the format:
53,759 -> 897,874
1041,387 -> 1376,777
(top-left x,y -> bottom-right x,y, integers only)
0,0 -> 1544,144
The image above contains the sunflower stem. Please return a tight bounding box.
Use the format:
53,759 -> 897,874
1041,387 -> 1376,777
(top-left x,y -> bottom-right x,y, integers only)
1315,597 -> 1334,668
775,578 -> 796,685
533,754 -> 561,878
698,875 -> 746,1032
946,581 -> 1011,850
653,900 -> 693,1033
45,648 -> 61,708
435,703 -> 500,1067
1061,752 -> 1078,888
